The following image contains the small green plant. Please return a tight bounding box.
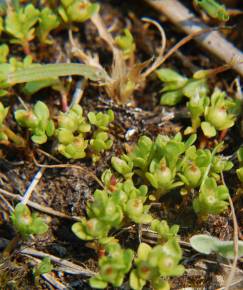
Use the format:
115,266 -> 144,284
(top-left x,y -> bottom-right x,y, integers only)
193,177 -> 229,219
185,88 -> 238,137
88,110 -> 114,161
0,101 -> 26,146
112,133 -> 196,199
5,4 -> 40,53
89,243 -> 134,288
110,179 -> 152,224
0,101 -> 9,142
190,234 -> 243,258
11,203 -> 48,238
236,147 -> 243,183
0,44 -> 9,63
72,175 -> 152,242
15,101 -> 55,144
58,0 -> 99,23
151,219 -> 179,243
115,29 -> 136,60
0,16 -> 3,35
37,7 -> 60,44
156,68 -> 208,106
33,257 -> 53,277
178,145 -> 233,192
56,104 -> 90,159
194,0 -> 229,21
203,88 -> 237,135
88,109 -> 114,131
130,239 -> 184,290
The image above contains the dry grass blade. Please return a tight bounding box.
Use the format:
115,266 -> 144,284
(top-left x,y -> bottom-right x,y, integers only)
0,188 -> 82,221
32,155 -> 104,188
20,247 -> 96,276
145,0 -> 243,76
221,173 -> 239,290
141,17 -> 167,77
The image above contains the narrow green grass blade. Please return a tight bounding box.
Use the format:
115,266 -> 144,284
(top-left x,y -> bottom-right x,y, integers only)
7,63 -> 108,84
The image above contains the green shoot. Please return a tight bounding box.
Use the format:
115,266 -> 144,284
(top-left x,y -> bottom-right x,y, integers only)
15,101 -> 55,144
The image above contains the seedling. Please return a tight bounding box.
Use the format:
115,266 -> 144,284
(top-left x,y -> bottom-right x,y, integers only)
194,0 -> 229,21
88,110 -> 114,161
112,133 -> 198,199
0,102 -> 26,146
90,243 -> 134,288
90,131 -> 113,151
130,239 -> 184,290
193,177 -> 229,218
190,234 -> 243,258
0,16 -> 3,35
56,104 -> 90,159
88,110 -> 114,131
33,257 -> 53,277
156,68 -> 208,106
37,8 -> 60,44
11,203 -> 48,238
0,102 -> 9,142
0,44 -> 9,63
72,177 -> 152,242
111,179 -> 152,224
204,88 -> 237,135
58,0 -> 99,23
151,219 -> 179,243
115,29 -> 136,60
178,145 -> 233,190
72,189 -> 123,240
111,156 -> 134,179
15,101 -> 55,144
185,88 -> 238,137
236,147 -> 243,183
5,4 -> 40,53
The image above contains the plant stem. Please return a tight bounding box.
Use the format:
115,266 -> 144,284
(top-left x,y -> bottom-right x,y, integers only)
3,233 -> 21,257
1,125 -> 26,147
23,41 -> 31,55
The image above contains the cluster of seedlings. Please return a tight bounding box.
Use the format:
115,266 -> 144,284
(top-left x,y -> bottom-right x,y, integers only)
0,0 -> 242,289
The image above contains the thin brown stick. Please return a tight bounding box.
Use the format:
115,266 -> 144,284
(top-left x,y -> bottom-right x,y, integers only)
143,27 -> 215,77
32,155 -> 104,188
145,0 -> 243,76
0,188 -> 82,221
20,247 -> 95,276
141,17 -> 167,77
36,148 -> 62,163
221,172 -> 239,290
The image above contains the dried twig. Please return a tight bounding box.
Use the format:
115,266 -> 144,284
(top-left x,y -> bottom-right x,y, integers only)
0,188 -> 82,221
142,17 -> 167,77
24,255 -> 67,289
32,155 -> 104,188
20,247 -> 95,276
41,273 -> 67,290
145,0 -> 243,76
221,172 -> 239,290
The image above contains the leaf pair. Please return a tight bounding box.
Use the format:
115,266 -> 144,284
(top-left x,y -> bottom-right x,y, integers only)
15,101 -> 55,144
130,239 -> 184,290
11,203 -> 48,238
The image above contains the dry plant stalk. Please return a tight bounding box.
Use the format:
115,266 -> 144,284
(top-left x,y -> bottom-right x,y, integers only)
145,0 -> 243,76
